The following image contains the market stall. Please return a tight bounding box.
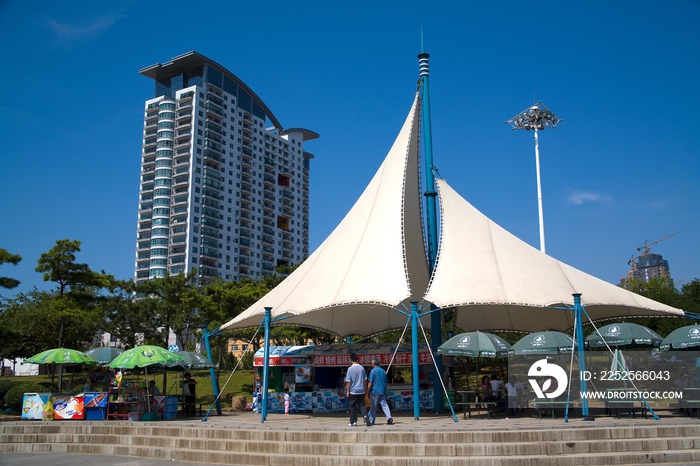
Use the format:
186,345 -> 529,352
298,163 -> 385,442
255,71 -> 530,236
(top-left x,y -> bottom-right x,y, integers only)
253,343 -> 437,413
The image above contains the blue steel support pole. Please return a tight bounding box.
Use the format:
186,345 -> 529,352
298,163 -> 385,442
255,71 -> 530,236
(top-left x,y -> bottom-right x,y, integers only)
573,294 -> 591,420
261,307 -> 272,423
201,326 -> 222,416
411,302 -> 421,420
419,36 -> 444,414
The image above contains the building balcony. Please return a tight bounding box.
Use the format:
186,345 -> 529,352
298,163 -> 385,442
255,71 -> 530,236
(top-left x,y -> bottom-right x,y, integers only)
205,102 -> 224,117
207,93 -> 224,107
205,131 -> 222,144
203,149 -> 221,162
178,90 -> 194,101
176,118 -> 191,130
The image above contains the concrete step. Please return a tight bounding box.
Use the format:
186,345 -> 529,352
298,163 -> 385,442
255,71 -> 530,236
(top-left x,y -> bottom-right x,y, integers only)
2,421 -> 700,465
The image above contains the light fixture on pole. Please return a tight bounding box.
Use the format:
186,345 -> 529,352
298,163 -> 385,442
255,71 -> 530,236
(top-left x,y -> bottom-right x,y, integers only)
506,102 -> 561,254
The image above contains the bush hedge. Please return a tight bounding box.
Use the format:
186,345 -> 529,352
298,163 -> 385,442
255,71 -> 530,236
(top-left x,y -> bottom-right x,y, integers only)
39,381 -> 60,392
4,383 -> 50,412
0,379 -> 19,409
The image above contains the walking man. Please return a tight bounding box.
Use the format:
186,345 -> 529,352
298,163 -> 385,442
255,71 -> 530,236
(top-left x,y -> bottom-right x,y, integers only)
345,353 -> 370,426
367,359 -> 393,425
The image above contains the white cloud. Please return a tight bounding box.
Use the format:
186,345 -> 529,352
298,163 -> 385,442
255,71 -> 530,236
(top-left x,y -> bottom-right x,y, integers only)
569,191 -> 612,205
46,13 -> 123,40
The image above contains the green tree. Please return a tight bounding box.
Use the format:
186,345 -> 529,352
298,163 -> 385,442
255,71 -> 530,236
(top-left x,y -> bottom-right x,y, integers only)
199,277 -> 270,385
137,271 -> 202,349
0,248 -> 22,290
610,276 -> 699,337
34,239 -> 107,348
100,278 -> 159,349
680,279 -> 700,314
136,271 -> 202,390
0,289 -> 101,363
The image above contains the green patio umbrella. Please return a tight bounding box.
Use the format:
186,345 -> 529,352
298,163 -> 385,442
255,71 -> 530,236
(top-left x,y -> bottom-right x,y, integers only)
109,345 -> 184,414
659,325 -> 700,351
438,331 -> 511,389
438,331 -> 511,358
24,348 -> 98,393
586,323 -> 662,349
85,347 -> 125,364
166,351 -> 215,369
508,331 -> 576,355
109,345 -> 184,370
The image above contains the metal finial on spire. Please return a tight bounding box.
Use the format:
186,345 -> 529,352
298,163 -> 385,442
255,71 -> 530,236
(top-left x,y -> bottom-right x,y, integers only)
418,28 -> 430,78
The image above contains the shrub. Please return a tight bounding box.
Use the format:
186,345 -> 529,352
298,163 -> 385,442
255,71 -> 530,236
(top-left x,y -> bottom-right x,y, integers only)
0,379 -> 19,409
240,351 -> 253,370
4,383 -> 50,412
38,382 -> 60,392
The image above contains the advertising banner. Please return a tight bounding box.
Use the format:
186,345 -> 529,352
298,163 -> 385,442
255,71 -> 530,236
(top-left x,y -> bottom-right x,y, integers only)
53,394 -> 85,420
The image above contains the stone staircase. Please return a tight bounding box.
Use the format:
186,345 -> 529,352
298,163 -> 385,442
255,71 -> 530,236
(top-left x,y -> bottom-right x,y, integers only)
2,421 -> 700,465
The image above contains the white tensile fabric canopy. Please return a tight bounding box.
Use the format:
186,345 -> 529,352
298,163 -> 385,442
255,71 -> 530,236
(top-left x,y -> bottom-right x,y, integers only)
220,93 -> 431,336
423,179 -> 684,331
221,93 -> 684,337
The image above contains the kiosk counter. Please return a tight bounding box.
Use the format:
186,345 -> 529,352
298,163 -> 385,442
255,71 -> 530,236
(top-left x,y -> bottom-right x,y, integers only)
253,343 -> 436,413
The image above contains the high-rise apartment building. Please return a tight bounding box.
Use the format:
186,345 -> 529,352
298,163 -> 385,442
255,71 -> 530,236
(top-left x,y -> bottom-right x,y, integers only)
134,52 -> 317,285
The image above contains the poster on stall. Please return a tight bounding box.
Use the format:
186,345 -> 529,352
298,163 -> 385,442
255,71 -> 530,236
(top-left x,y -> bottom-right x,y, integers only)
21,393 -> 50,420
84,392 -> 108,408
295,365 -> 311,383
53,394 -> 84,420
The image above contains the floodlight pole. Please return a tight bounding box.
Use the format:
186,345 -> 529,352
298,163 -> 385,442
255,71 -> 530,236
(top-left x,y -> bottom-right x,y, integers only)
506,102 -> 561,254
534,128 -> 546,253
419,32 -> 444,415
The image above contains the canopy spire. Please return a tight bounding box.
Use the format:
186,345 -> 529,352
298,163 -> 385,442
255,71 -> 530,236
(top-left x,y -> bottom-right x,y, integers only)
418,30 -> 444,413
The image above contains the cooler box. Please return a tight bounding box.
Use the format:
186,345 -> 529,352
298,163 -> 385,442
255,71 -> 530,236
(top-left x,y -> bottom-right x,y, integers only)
162,396 -> 178,420
21,393 -> 51,420
84,392 -> 108,420
53,394 -> 85,420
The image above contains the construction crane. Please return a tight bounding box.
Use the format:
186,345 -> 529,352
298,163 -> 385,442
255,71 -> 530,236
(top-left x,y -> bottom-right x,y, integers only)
627,230 -> 680,266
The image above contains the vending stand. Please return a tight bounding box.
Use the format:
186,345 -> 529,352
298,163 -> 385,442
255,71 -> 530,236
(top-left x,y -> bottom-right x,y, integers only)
21,393 -> 54,420
253,343 -> 436,414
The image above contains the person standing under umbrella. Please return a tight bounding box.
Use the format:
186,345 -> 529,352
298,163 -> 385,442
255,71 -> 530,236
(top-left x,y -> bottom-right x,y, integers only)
180,373 -> 197,416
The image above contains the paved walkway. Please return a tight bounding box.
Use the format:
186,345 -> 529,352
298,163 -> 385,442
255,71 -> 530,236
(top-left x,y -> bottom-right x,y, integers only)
2,409 -> 700,466
191,407 -> 700,432
3,406 -> 699,432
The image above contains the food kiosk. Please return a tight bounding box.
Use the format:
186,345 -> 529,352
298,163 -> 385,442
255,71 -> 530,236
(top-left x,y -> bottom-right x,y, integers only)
253,343 -> 436,413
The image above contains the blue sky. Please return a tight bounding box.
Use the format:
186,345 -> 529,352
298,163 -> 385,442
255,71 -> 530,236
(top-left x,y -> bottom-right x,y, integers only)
1,1 -> 698,297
